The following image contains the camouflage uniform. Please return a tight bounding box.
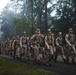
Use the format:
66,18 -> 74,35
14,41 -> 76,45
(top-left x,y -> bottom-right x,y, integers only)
52,33 -> 56,59
44,29 -> 54,65
12,36 -> 20,58
65,28 -> 76,64
5,38 -> 11,55
11,37 -> 15,57
55,32 -> 66,61
0,40 -> 2,54
31,29 -> 44,62
1,42 -> 5,54
20,32 -> 29,61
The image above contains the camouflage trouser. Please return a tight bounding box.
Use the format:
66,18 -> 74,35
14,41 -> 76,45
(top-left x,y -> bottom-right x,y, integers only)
52,47 -> 56,58
55,46 -> 66,60
45,45 -> 54,64
20,45 -> 28,60
5,47 -> 10,55
0,47 -> 1,54
30,45 -> 34,58
33,45 -> 40,61
66,45 -> 76,60
16,47 -> 20,58
13,46 -> 19,58
1,46 -> 5,54
39,47 -> 45,59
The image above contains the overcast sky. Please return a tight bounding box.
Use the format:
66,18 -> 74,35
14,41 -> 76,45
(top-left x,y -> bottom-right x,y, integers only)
0,0 -> 10,12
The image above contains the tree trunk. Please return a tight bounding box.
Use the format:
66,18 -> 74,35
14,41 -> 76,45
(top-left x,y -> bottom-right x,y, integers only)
44,0 -> 48,33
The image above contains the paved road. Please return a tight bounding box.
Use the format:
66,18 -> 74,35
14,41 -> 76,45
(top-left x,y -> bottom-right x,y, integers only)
0,54 -> 76,75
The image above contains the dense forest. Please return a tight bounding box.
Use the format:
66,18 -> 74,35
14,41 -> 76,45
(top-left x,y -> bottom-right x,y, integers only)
0,0 -> 76,39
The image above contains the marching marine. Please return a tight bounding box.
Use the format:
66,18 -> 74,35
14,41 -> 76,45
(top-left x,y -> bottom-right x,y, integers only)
0,40 -> 2,54
20,31 -> 29,61
65,28 -> 76,64
44,29 -> 54,66
5,38 -> 11,55
12,36 -> 20,59
55,32 -> 66,62
31,29 -> 44,63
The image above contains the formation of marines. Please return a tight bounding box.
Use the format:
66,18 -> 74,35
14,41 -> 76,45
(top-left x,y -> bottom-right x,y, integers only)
0,28 -> 76,66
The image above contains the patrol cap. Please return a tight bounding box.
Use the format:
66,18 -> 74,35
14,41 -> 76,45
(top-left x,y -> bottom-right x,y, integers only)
7,38 -> 10,41
52,33 -> 54,36
69,28 -> 73,31
35,31 -> 37,33
59,32 -> 62,35
47,29 -> 51,32
13,37 -> 15,39
16,35 -> 19,38
36,28 -> 40,32
23,31 -> 26,34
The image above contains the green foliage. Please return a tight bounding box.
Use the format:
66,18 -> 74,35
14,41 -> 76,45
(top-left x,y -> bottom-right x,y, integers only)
1,0 -> 76,39
14,17 -> 32,36
50,0 -> 75,34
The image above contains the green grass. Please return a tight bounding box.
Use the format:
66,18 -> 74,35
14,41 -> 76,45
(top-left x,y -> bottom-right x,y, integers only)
0,56 -> 58,75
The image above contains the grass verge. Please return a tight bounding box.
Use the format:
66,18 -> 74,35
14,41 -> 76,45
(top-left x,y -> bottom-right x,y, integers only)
0,56 -> 58,75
